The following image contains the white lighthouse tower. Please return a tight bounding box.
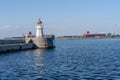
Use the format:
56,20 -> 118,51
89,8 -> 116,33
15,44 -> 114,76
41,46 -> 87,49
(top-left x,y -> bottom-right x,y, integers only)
36,18 -> 44,37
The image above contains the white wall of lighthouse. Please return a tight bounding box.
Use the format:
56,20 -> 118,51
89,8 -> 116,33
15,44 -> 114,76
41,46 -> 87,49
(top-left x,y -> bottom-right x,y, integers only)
36,19 -> 44,37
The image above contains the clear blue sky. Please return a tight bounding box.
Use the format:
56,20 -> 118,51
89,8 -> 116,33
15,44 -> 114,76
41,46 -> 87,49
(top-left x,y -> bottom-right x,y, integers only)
0,0 -> 120,37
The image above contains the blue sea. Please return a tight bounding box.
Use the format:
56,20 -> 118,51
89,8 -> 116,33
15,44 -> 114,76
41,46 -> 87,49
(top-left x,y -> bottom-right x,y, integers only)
1,39 -> 120,80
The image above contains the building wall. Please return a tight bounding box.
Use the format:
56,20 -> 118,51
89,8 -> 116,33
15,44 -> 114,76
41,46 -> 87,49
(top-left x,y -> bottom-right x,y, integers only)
85,34 -> 106,37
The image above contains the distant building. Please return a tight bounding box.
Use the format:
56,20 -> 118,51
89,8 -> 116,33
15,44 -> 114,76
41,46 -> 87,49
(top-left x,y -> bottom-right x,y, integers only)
82,31 -> 106,38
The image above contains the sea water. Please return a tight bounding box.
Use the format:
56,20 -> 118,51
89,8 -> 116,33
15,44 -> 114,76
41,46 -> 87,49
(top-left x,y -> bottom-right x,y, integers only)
0,39 -> 120,80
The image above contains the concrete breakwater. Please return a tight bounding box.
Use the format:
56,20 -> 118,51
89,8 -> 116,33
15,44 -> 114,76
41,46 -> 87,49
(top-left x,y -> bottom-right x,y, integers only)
0,35 -> 55,53
0,43 -> 34,53
28,35 -> 55,49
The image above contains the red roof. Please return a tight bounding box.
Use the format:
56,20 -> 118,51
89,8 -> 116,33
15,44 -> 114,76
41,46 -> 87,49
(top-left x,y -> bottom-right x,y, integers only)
37,18 -> 42,25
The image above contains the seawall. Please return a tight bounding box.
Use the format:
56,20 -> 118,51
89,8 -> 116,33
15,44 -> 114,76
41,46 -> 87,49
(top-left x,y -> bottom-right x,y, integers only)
0,43 -> 34,53
25,35 -> 55,49
0,35 -> 55,53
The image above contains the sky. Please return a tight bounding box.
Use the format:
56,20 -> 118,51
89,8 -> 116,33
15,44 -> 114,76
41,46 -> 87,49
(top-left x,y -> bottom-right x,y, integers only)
0,0 -> 120,38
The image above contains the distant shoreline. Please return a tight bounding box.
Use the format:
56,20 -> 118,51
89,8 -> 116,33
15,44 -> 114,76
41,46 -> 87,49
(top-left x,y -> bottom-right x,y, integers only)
56,36 -> 120,40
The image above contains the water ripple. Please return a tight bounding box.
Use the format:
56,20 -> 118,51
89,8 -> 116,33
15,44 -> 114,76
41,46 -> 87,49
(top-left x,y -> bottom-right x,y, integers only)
1,39 -> 120,79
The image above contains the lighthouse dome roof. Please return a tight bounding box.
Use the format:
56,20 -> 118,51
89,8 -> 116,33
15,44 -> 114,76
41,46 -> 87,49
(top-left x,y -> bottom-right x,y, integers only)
37,18 -> 42,25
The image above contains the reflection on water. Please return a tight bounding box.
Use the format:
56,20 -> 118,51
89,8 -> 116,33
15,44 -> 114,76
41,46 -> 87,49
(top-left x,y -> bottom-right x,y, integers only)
1,39 -> 120,79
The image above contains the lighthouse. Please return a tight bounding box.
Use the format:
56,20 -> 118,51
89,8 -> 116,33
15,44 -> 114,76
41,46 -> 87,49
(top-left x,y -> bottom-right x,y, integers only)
36,18 -> 44,37
25,18 -> 55,49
